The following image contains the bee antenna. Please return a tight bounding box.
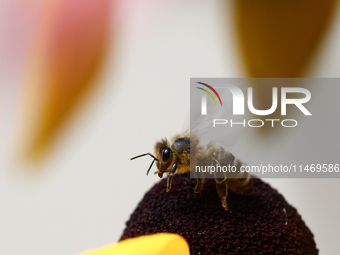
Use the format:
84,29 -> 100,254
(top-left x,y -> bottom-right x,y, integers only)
131,153 -> 159,161
146,159 -> 156,175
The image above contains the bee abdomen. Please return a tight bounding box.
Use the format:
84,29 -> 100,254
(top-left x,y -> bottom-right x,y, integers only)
226,157 -> 254,195
227,176 -> 254,196
210,147 -> 254,196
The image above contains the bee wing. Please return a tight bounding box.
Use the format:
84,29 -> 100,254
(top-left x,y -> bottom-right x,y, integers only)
191,90 -> 246,150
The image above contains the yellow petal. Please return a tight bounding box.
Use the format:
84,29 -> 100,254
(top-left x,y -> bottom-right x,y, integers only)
235,0 -> 337,77
19,0 -> 113,160
233,0 -> 336,130
78,233 -> 190,255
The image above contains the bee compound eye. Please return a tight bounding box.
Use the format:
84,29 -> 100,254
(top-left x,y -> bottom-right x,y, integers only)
162,147 -> 171,162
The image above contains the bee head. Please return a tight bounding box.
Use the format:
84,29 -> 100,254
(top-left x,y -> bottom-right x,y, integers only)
154,139 -> 173,177
130,138 -> 175,178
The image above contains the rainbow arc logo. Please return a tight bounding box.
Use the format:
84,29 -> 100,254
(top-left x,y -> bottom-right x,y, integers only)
196,82 -> 222,106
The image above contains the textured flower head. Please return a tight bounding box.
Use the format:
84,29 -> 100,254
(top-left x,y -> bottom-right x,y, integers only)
121,176 -> 318,255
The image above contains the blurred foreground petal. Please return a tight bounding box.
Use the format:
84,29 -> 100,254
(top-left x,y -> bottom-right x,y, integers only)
234,0 -> 336,130
235,0 -> 336,77
20,0 -> 113,160
78,233 -> 190,255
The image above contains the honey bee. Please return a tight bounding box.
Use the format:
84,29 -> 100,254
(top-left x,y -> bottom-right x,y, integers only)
131,133 -> 254,211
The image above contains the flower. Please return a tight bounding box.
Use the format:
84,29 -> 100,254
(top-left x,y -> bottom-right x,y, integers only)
78,233 -> 189,255
121,176 -> 318,254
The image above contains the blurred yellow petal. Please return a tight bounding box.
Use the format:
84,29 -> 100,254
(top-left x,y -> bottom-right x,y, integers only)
234,0 -> 336,131
78,233 -> 190,255
235,0 -> 337,77
20,0 -> 113,160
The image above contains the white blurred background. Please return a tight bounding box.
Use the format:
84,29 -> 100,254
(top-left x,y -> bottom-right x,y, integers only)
0,1 -> 339,254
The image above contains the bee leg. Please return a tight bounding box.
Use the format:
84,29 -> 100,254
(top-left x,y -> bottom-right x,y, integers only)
213,159 -> 227,184
216,182 -> 229,211
193,178 -> 205,199
166,175 -> 174,192
166,163 -> 177,192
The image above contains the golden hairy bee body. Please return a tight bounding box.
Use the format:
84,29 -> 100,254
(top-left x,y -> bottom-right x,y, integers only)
131,133 -> 254,211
